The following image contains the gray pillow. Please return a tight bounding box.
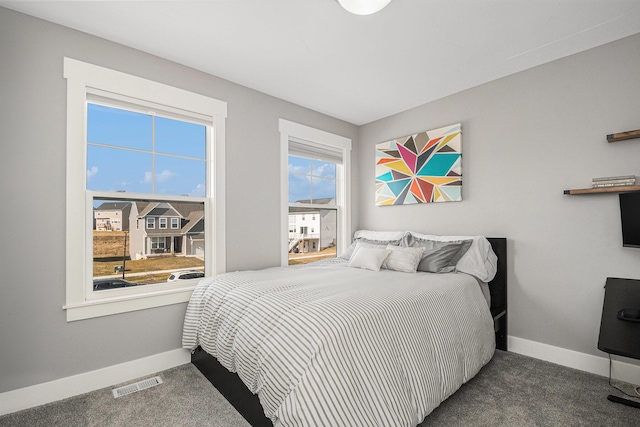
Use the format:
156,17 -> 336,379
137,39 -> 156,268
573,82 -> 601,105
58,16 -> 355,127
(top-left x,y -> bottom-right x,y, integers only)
339,237 -> 404,260
410,238 -> 473,273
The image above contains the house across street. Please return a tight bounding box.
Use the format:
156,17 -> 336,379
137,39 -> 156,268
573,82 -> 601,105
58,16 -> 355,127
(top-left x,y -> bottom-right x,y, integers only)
93,200 -> 206,286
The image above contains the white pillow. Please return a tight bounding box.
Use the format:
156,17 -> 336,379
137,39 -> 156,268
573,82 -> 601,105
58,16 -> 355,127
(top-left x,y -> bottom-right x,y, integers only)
348,246 -> 391,271
408,233 -> 498,282
382,245 -> 425,273
339,230 -> 409,260
348,241 -> 384,259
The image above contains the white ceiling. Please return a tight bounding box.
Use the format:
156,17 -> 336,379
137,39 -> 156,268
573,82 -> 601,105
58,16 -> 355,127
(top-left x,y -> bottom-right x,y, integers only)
3,0 -> 640,125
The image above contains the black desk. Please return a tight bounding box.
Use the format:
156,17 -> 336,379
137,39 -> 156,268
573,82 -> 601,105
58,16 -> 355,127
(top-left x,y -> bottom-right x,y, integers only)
598,277 -> 640,359
598,277 -> 640,409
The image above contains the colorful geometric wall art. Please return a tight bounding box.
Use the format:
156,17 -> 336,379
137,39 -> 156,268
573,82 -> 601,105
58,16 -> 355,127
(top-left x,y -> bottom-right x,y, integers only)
375,123 -> 462,205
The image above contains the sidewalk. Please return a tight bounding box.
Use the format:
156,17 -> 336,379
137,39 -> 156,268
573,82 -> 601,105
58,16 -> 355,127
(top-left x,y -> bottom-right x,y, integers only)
95,266 -> 204,280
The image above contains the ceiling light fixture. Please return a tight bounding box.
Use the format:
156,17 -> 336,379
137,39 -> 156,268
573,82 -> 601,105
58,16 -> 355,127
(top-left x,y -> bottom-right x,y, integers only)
337,0 -> 391,15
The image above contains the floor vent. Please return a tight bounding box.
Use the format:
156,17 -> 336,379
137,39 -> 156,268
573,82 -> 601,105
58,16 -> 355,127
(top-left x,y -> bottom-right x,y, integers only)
112,376 -> 163,398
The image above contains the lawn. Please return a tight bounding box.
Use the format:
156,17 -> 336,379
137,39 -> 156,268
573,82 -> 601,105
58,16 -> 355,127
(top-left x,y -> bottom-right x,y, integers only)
93,231 -> 204,284
288,246 -> 337,265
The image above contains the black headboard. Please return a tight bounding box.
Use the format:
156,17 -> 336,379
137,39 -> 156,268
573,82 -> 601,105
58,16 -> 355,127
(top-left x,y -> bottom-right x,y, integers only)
486,237 -> 507,351
486,237 -> 507,312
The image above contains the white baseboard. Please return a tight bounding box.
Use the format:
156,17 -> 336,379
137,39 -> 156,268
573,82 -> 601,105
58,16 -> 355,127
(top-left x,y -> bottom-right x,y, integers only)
0,348 -> 191,416
508,335 -> 640,385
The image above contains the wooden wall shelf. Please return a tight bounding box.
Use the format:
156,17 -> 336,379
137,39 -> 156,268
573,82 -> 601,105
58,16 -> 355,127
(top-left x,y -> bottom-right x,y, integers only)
607,129 -> 640,143
565,128 -> 640,194
564,185 -> 640,195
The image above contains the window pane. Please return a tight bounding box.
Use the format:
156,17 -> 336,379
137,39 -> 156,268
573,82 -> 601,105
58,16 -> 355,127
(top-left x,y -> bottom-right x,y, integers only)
289,156 -> 312,203
288,207 -> 337,265
155,116 -> 206,159
312,160 -> 336,178
288,172 -> 311,203
289,155 -> 311,173
311,177 -> 336,204
87,145 -> 152,193
93,198 -> 205,290
154,155 -> 206,197
289,156 -> 337,204
87,103 -> 152,150
87,105 -> 208,197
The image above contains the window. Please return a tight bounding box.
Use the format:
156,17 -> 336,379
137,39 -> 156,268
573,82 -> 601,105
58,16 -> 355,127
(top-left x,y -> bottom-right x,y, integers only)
151,236 -> 170,250
64,58 -> 227,321
279,120 -> 351,266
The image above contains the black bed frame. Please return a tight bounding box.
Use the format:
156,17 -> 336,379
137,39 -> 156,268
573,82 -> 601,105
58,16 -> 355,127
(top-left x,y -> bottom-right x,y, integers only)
192,237 -> 507,427
486,238 -> 508,350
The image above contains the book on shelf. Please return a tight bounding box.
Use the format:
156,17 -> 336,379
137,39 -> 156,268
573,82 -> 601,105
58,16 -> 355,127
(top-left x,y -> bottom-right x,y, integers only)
593,178 -> 635,185
593,181 -> 636,188
592,175 -> 635,182
592,175 -> 636,188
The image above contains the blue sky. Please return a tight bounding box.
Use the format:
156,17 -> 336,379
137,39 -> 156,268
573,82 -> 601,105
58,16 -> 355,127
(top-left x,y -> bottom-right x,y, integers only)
288,156 -> 336,203
86,103 -> 206,197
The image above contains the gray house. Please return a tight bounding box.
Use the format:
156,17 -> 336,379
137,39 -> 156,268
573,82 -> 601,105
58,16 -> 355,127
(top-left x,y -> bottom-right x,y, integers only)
128,201 -> 205,260
288,198 -> 337,254
94,202 -> 132,231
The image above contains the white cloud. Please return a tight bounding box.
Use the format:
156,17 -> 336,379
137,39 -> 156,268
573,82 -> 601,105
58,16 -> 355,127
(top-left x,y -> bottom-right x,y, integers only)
190,183 -> 206,197
142,169 -> 178,186
87,166 -> 98,179
156,169 -> 178,183
288,164 -> 309,174
313,163 -> 335,177
142,171 -> 176,182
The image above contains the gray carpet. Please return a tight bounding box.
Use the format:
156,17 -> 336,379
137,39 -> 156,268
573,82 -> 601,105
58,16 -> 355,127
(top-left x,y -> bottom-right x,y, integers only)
421,351 -> 640,427
1,350 -> 639,426
0,363 -> 250,427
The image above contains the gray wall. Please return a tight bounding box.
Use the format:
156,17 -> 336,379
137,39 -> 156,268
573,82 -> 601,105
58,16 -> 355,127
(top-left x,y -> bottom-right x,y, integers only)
0,7 -> 358,393
3,4 -> 640,397
357,33 -> 640,357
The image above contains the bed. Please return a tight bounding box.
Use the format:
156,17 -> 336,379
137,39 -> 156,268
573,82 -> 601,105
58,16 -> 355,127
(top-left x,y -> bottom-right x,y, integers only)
183,234 -> 507,427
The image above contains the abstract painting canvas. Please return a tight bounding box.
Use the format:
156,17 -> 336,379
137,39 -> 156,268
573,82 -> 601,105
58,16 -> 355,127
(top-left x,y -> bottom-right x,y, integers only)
375,123 -> 462,205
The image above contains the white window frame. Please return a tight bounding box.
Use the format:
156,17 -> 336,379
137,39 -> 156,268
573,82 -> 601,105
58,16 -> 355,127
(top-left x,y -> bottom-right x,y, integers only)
159,218 -> 167,229
147,217 -> 155,229
64,58 -> 227,321
279,119 -> 351,266
171,217 -> 179,229
151,236 -> 170,250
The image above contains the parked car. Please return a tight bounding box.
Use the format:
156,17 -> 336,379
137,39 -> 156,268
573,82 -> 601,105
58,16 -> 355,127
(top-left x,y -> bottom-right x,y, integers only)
167,270 -> 205,282
93,278 -> 139,291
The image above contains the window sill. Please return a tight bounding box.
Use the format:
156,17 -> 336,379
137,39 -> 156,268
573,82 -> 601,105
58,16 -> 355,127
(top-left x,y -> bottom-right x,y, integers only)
63,286 -> 196,322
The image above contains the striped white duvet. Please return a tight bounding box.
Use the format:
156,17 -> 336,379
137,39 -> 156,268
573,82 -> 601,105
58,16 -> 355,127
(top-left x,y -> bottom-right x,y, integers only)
182,259 -> 495,426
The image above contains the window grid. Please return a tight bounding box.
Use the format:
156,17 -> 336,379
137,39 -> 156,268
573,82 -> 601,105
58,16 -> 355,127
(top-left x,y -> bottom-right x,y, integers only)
86,102 -> 207,196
